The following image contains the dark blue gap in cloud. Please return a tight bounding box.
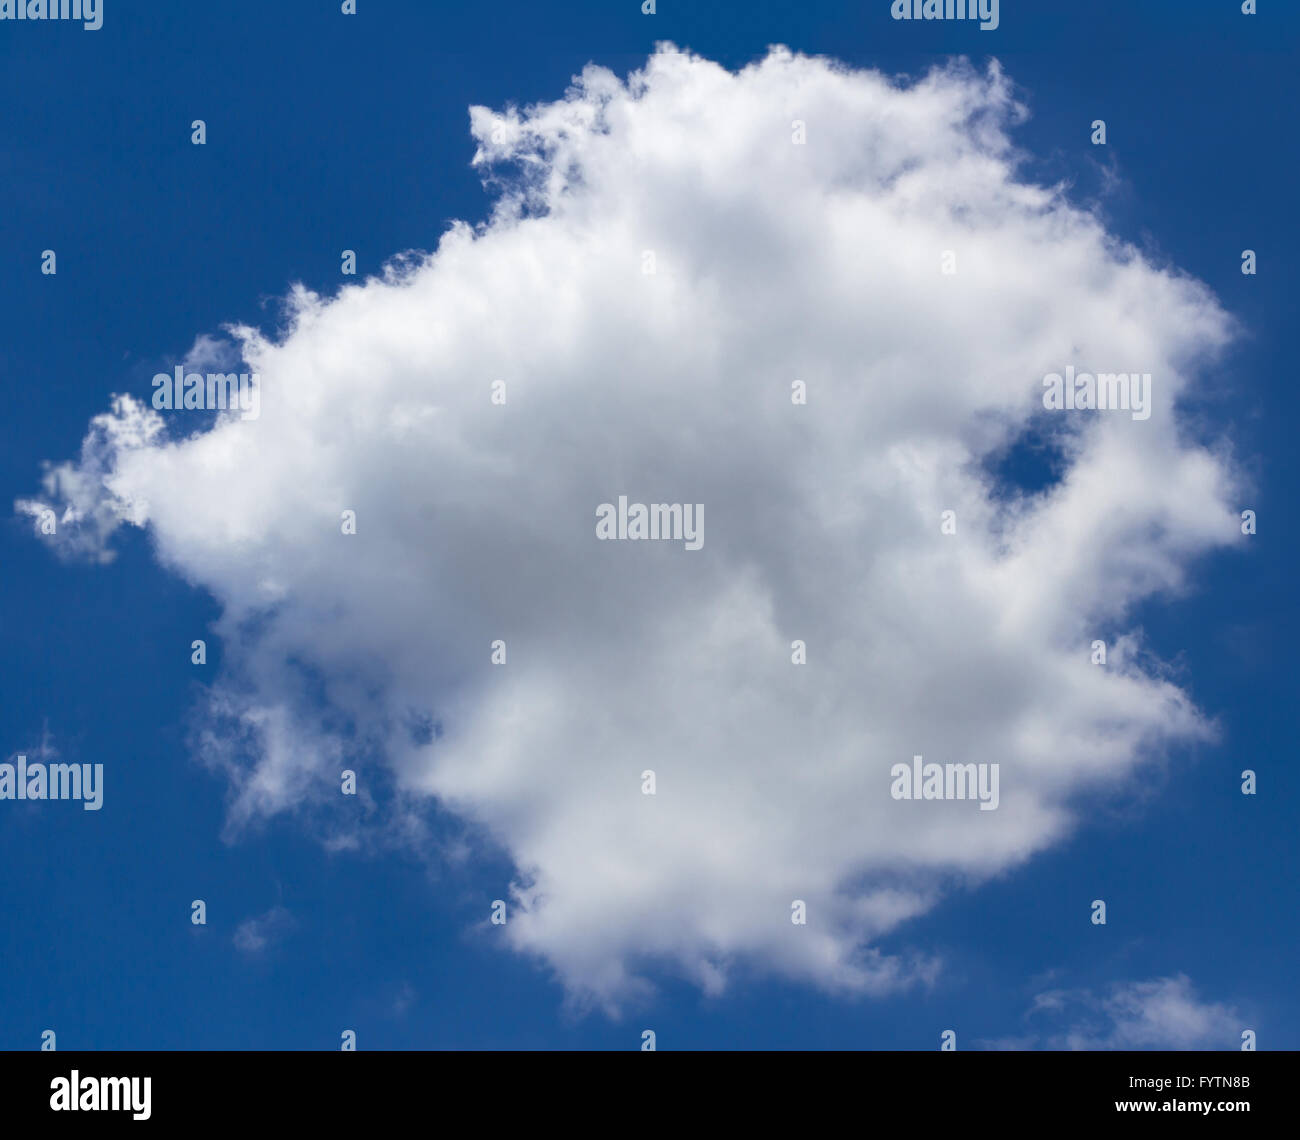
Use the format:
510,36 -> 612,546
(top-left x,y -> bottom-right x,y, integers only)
980,415 -> 1071,502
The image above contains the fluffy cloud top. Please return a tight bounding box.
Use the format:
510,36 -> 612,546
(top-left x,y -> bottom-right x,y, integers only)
19,47 -> 1243,1010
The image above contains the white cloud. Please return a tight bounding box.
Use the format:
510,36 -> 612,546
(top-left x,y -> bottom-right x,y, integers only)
232,906 -> 295,955
16,395 -> 162,564
1094,976 -> 1243,1050
182,332 -> 242,374
17,47 -> 1245,1011
984,975 -> 1245,1050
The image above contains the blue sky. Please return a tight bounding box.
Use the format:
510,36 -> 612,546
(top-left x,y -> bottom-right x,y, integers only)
1,1 -> 1295,1050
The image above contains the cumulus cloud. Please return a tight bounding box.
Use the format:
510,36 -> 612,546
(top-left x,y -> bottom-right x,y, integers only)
17,47 -> 1244,1011
984,975 -> 1245,1050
